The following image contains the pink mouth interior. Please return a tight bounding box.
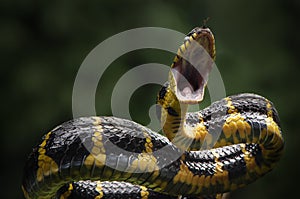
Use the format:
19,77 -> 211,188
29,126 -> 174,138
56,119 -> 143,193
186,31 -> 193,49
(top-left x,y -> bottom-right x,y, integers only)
171,58 -> 206,104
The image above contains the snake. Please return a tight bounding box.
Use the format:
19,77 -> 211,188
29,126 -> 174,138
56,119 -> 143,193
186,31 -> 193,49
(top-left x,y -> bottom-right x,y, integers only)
22,26 -> 284,199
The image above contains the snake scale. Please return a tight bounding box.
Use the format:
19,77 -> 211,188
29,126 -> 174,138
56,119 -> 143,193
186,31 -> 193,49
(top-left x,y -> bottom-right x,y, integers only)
22,27 -> 284,199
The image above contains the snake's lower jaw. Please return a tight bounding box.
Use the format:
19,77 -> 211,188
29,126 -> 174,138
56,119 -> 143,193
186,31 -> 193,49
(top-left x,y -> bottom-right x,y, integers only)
176,83 -> 205,104
171,60 -> 209,104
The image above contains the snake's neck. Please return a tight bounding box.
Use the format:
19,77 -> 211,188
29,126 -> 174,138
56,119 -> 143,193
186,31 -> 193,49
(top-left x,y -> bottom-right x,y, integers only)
157,83 -> 191,147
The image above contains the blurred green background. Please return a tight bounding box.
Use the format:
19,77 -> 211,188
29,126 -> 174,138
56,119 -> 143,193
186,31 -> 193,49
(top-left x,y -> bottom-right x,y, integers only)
1,0 -> 299,198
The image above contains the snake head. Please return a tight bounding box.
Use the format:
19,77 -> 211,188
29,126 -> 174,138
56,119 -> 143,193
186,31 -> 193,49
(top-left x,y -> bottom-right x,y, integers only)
170,27 -> 216,104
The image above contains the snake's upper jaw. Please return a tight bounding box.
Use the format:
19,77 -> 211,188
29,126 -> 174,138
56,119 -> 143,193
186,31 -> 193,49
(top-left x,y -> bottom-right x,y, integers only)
171,45 -> 214,104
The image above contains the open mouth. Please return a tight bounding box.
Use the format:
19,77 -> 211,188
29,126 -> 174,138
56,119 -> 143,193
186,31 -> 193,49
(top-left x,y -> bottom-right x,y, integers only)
171,28 -> 215,104
171,58 -> 209,104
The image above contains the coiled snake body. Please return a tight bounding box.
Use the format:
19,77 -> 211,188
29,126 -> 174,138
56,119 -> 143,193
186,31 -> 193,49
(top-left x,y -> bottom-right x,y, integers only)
22,27 -> 284,199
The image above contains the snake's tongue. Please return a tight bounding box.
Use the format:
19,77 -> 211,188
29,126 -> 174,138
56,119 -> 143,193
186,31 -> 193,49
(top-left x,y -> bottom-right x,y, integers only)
171,40 -> 214,104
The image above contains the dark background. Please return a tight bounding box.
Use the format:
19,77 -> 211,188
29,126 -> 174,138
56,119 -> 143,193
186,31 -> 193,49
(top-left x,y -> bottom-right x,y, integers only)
1,0 -> 299,198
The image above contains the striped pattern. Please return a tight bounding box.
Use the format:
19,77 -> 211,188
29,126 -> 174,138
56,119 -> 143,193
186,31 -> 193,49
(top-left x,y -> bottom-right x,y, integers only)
22,26 -> 283,199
